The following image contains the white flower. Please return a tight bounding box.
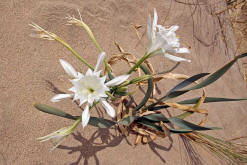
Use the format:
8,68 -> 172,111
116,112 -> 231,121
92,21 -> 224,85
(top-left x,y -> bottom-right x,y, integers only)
147,9 -> 191,62
51,52 -> 130,127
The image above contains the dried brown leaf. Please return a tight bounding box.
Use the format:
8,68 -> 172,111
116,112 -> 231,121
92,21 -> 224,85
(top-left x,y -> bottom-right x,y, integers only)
165,102 -> 208,114
135,134 -> 143,145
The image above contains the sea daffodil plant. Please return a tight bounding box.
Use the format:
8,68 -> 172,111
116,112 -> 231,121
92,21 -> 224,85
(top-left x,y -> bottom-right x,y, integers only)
31,9 -> 247,164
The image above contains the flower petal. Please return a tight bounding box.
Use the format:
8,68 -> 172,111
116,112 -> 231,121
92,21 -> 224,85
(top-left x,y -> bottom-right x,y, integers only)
82,105 -> 90,128
68,87 -> 76,92
101,99 -> 115,118
105,74 -> 130,87
51,94 -> 73,102
94,52 -> 106,72
79,97 -> 87,106
152,8 -> 158,33
167,25 -> 179,34
100,75 -> 107,83
164,53 -> 191,62
147,14 -> 152,41
87,95 -> 94,106
85,69 -> 93,76
175,47 -> 190,54
94,70 -> 102,77
59,59 -> 78,78
77,72 -> 84,78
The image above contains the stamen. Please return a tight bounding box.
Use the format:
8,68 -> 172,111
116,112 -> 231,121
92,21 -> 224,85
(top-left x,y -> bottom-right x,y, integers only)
88,88 -> 95,93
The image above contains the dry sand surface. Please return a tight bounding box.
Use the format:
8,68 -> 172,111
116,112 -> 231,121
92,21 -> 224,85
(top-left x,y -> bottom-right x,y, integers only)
1,0 -> 247,164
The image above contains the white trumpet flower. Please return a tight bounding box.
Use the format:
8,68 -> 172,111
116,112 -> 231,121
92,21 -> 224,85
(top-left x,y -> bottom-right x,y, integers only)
147,9 -> 191,62
51,52 -> 130,127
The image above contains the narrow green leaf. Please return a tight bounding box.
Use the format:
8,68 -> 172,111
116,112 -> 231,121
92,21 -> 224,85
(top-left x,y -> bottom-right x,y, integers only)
148,74 -> 209,109
104,60 -> 114,80
167,73 -> 210,95
89,117 -> 116,128
148,90 -> 188,109
118,116 -> 137,126
137,119 -> 163,132
142,113 -> 169,122
168,117 -> 220,131
178,97 -> 247,104
188,53 -> 247,90
149,97 -> 247,111
132,64 -> 153,114
169,129 -> 193,134
34,103 -> 116,128
148,53 -> 247,109
33,103 -> 78,120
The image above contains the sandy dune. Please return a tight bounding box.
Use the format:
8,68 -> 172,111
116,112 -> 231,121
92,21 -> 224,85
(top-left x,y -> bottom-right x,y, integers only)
0,0 -> 247,164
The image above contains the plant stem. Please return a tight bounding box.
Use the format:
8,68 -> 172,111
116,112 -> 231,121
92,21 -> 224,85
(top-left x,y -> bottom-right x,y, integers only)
127,49 -> 161,74
75,19 -> 102,53
55,36 -> 94,70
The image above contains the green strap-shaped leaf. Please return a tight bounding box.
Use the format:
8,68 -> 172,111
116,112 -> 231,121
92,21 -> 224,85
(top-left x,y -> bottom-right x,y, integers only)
118,116 -> 137,126
169,129 -> 193,133
168,117 -> 220,131
33,103 -> 78,120
132,64 -> 153,114
140,113 -> 219,131
134,115 -> 219,134
188,53 -> 247,90
89,117 -> 116,128
142,113 -> 169,122
149,97 -> 247,111
178,97 -> 247,104
137,117 -> 218,134
137,119 -> 163,132
148,53 -> 247,109
166,73 -> 210,95
148,73 -> 209,109
34,103 -> 115,128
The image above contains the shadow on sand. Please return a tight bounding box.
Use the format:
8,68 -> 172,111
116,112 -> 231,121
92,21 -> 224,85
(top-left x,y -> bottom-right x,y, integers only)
58,127 -> 173,165
57,128 -> 124,165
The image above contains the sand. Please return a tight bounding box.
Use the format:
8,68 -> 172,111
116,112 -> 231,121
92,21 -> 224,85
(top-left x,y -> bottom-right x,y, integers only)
0,0 -> 247,164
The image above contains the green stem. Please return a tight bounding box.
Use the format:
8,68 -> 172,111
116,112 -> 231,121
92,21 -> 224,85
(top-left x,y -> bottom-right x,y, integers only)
55,37 -> 94,70
106,91 -> 115,100
68,117 -> 82,133
127,48 -> 161,74
75,19 -> 102,53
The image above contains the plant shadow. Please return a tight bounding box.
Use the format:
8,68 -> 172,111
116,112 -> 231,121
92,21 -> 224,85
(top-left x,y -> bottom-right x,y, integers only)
57,128 -> 125,165
147,131 -> 173,164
